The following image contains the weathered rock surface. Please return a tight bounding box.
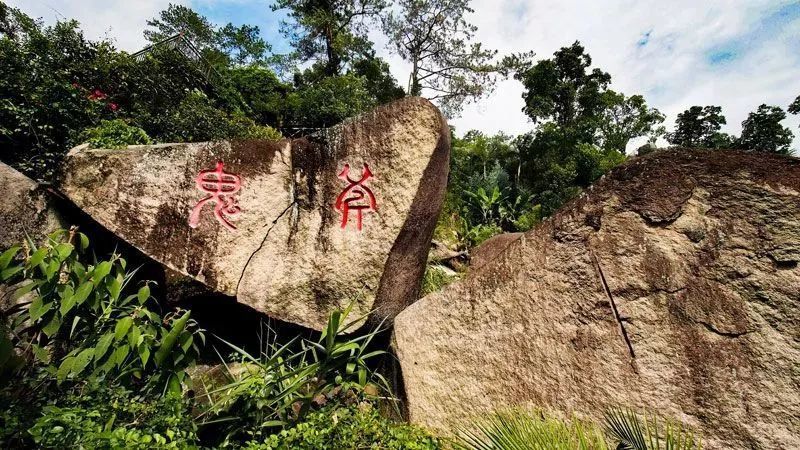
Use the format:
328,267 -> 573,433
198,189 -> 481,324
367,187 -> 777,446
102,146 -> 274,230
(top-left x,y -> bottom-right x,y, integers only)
59,97 -> 449,330
0,162 -> 65,311
0,162 -> 63,249
393,149 -> 800,449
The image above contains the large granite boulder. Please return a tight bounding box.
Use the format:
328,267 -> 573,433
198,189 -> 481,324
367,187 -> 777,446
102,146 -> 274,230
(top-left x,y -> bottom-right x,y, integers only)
393,149 -> 800,449
0,162 -> 63,249
58,97 -> 449,330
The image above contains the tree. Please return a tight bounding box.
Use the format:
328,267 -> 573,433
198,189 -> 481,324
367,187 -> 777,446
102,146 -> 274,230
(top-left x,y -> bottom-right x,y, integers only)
666,105 -> 734,148
273,0 -> 387,77
736,104 -> 794,155
516,41 -> 610,131
144,4 -> 270,66
789,95 -> 800,117
383,0 -> 529,117
596,91 -> 664,153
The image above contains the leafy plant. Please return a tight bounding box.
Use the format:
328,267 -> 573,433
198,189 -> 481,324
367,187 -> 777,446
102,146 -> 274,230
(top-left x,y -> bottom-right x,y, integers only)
0,229 -> 204,395
421,264 -> 459,296
244,401 -> 441,449
604,408 -> 701,450
80,119 -> 152,149
199,304 -> 392,446
455,409 -> 608,450
26,383 -> 198,449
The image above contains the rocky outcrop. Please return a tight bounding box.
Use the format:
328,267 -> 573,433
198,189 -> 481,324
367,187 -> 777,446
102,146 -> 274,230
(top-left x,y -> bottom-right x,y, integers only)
0,162 -> 64,312
393,149 -> 800,449
0,162 -> 64,250
58,97 -> 450,330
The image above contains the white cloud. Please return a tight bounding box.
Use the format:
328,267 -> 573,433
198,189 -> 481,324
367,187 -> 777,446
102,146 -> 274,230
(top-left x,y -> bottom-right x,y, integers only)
374,0 -> 800,151
6,0 -> 183,51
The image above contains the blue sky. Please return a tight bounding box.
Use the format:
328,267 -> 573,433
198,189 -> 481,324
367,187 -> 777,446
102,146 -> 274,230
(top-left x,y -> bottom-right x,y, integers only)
10,0 -> 800,152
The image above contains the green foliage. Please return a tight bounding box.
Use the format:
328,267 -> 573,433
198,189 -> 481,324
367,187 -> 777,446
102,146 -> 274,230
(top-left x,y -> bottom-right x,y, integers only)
455,409 -> 608,450
0,229 -> 203,395
144,3 -> 270,66
455,408 -> 702,450
516,41 -> 611,128
26,383 -> 197,449
789,94 -> 800,116
80,119 -> 152,149
597,91 -> 665,153
292,73 -> 376,127
199,304 -> 392,446
245,402 -> 441,449
273,0 -> 387,77
0,5 -> 121,178
666,105 -> 732,148
604,408 -> 701,450
421,265 -> 459,295
735,104 -> 794,155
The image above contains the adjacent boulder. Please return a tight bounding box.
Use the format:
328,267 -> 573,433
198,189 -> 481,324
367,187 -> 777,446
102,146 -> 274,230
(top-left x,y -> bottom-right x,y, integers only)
59,97 -> 449,330
393,149 -> 800,449
0,162 -> 63,249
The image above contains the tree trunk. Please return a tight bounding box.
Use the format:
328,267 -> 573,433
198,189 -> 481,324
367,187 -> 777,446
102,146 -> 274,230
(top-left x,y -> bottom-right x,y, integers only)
324,25 -> 339,76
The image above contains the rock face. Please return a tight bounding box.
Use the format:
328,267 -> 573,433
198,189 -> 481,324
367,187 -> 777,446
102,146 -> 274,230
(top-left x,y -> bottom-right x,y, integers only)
59,97 -> 449,330
393,150 -> 800,449
0,162 -> 63,249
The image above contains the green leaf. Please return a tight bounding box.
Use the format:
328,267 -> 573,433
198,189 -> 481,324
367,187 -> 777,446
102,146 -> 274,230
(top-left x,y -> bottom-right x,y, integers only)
69,316 -> 81,338
0,246 -> 20,271
27,248 -> 47,268
71,348 -> 94,375
72,281 -> 93,306
29,296 -> 52,322
32,344 -> 51,364
44,260 -> 60,280
92,261 -> 112,285
57,356 -> 75,382
137,285 -> 150,304
54,243 -> 74,259
154,311 -> 191,367
78,233 -> 90,251
94,333 -> 114,361
112,344 -> 130,365
59,292 -> 77,316
139,345 -> 151,367
107,275 -> 122,300
42,315 -> 61,337
167,374 -> 182,395
127,325 -> 141,348
1,265 -> 23,281
114,317 -> 133,341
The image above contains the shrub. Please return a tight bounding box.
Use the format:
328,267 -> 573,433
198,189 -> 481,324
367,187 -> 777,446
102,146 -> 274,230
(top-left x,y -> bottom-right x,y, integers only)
455,410 -> 608,450
240,124 -> 283,141
455,408 -> 702,450
512,204 -> 542,232
26,383 -> 198,449
198,304 -> 393,446
80,119 -> 152,148
421,264 -> 459,296
604,407 -> 701,450
0,229 -> 203,394
244,402 -> 441,450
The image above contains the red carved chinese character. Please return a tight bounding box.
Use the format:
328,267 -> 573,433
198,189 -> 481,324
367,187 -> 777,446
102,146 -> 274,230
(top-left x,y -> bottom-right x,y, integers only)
335,163 -> 376,231
188,161 -> 242,231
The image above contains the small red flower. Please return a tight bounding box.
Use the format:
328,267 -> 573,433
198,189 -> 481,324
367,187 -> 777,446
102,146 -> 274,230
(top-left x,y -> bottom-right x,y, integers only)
88,89 -> 107,101
108,102 -> 119,112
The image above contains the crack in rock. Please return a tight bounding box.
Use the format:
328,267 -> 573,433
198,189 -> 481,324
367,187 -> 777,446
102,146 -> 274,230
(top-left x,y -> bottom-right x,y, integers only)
235,201 -> 296,294
590,250 -> 638,373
